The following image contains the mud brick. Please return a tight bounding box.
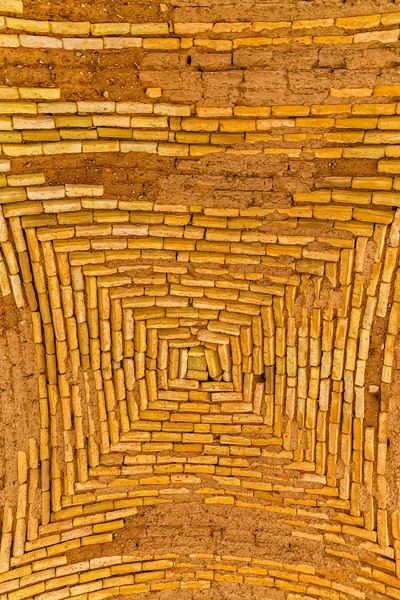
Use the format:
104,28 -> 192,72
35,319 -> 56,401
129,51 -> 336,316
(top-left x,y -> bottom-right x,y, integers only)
0,4 -> 398,598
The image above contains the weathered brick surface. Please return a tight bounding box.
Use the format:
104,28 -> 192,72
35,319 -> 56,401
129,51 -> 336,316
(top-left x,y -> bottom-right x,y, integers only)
0,1 -> 400,599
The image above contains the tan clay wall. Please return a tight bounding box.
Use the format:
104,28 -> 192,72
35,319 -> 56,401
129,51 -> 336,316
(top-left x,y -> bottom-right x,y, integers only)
0,1 -> 400,599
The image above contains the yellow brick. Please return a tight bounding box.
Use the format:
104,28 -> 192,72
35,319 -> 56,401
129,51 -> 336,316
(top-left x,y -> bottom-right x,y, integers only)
335,117 -> 377,128
182,118 -> 219,131
352,176 -> 392,190
91,23 -> 130,35
263,147 -> 300,158
143,38 -> 180,50
63,37 -> 103,50
131,116 -> 168,128
190,145 -> 224,156
272,105 -> 310,117
375,85 -> 400,96
81,533 -> 113,546
332,190 -> 371,204
325,132 -> 363,143
8,583 -> 45,600
6,17 -> 49,33
93,115 -> 130,128
381,12 -> 400,26
132,131 -> 167,141
135,570 -> 165,583
121,141 -> 157,154
4,201 -> 42,217
0,132 -> 22,142
211,133 -> 243,145
43,141 -> 81,155
354,30 -> 399,44
20,88 -> 60,101
12,114 -> 55,129
353,207 -> 393,224
386,146 -> 400,158
176,132 -> 209,144
152,582 -> 180,591
290,35 -> 313,45
0,101 -> 37,114
21,34 -> 63,48
214,572 -> 243,583
335,220 -> 374,236
0,0 -> 23,12
377,203 -> 396,232
354,103 -> 395,115
146,87 -> 162,98
314,206 -> 352,221
296,117 -> 334,127
220,119 -> 255,132
23,130 -> 59,142
0,34 -> 20,47
314,35 -> 353,44
204,495 -> 234,505
158,143 -> 188,156
0,160 -> 10,175
311,104 -> 351,115
93,519 -> 124,533
82,140 -> 120,153
253,21 -> 290,31
3,143 -> 43,157
233,37 -> 272,48
0,87 -> 19,101
234,106 -> 271,117
342,524 -> 376,541
342,147 -> 384,159
50,21 -> 91,35
213,22 -> 251,33
293,190 -> 331,203
197,108 -> 232,118
154,103 -> 190,117
181,580 -> 211,589
117,102 -> 152,115
378,116 -> 400,130
120,583 -> 150,594
194,39 -> 232,51
331,87 -> 372,98
293,18 -> 334,28
38,102 -> 77,114
104,37 -> 143,49
336,14 -> 381,29
174,23 -> 213,35
378,159 -> 400,173
131,23 -> 169,35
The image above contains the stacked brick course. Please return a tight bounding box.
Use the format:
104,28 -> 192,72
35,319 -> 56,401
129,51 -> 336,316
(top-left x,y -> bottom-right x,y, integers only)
0,1 -> 399,599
